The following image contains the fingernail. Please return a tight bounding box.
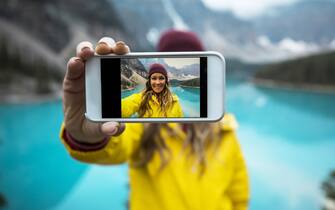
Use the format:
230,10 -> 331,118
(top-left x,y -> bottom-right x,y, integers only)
102,122 -> 120,135
69,57 -> 81,63
106,127 -> 118,136
76,41 -> 93,54
98,37 -> 115,47
81,46 -> 90,52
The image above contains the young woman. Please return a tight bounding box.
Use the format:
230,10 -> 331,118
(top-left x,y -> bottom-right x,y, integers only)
60,30 -> 249,210
122,63 -> 183,118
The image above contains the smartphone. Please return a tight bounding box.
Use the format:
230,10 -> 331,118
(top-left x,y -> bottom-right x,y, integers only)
85,51 -> 225,122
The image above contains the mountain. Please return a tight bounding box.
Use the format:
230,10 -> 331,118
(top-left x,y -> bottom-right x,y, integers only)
165,63 -> 200,79
171,0 -> 254,45
174,63 -> 200,77
180,78 -> 200,87
120,57 -> 200,89
1,0 -> 335,100
112,0 -> 335,62
137,58 -> 200,79
226,58 -> 262,80
1,0 -> 334,63
113,0 -> 257,61
253,51 -> 335,91
169,77 -> 200,87
0,0 -> 126,54
0,35 -> 64,101
253,1 -> 335,45
112,0 -> 172,50
121,59 -> 147,78
0,0 -> 129,100
139,58 -> 166,70
120,58 -> 147,89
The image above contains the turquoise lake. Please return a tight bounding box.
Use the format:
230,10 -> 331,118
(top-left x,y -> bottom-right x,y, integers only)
1,80 -> 335,210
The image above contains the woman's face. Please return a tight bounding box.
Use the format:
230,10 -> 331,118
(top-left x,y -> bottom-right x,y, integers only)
150,73 -> 166,94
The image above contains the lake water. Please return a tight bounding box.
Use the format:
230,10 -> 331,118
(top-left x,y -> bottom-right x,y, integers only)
122,86 -> 200,117
0,80 -> 335,210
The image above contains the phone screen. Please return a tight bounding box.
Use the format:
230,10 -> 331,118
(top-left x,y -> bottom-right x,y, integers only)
100,57 -> 207,118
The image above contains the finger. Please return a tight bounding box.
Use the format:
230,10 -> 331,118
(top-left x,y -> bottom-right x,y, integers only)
101,121 -> 126,136
63,57 -> 85,94
76,41 -> 94,61
113,41 -> 130,55
66,57 -> 84,80
96,37 -> 115,55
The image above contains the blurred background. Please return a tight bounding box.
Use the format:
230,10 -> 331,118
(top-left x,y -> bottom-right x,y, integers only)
0,0 -> 335,209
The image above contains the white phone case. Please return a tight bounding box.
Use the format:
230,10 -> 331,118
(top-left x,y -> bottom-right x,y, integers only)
85,51 -> 225,122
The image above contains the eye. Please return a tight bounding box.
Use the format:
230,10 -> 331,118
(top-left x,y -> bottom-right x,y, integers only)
159,76 -> 165,80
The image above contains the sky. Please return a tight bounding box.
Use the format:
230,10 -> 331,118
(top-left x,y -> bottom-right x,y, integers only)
201,0 -> 299,19
163,58 -> 199,69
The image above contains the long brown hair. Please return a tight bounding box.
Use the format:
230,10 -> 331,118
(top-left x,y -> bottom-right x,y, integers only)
138,78 -> 174,117
132,123 -> 224,174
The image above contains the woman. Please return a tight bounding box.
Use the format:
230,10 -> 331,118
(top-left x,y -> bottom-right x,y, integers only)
122,63 -> 183,118
60,30 -> 249,210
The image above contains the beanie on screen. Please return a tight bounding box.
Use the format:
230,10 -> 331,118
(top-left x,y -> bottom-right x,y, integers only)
148,63 -> 168,81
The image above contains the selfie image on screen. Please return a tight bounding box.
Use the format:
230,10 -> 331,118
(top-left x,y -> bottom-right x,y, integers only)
100,57 -> 207,118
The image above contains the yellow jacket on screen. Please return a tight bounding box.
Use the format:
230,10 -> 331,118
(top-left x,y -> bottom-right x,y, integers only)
121,92 -> 184,117
60,114 -> 249,210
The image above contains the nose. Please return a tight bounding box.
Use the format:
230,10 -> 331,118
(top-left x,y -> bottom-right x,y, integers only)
153,81 -> 162,85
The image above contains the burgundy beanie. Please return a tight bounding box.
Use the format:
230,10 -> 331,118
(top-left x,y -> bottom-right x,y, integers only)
148,63 -> 168,81
157,29 -> 205,52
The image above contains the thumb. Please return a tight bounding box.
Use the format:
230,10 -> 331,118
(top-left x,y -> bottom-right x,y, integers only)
101,122 -> 126,137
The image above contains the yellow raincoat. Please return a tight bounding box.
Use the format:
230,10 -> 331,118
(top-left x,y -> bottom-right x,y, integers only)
59,114 -> 249,210
121,92 -> 183,117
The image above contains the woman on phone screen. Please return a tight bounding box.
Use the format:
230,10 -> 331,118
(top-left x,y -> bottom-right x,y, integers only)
121,63 -> 183,118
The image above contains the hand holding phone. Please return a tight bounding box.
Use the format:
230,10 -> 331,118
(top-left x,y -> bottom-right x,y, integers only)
62,37 -> 129,144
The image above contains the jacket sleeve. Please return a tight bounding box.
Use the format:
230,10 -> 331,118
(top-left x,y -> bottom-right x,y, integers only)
59,123 -> 143,165
121,93 -> 142,117
226,132 -> 250,210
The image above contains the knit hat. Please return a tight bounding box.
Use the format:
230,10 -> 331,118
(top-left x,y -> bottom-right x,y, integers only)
148,63 -> 168,81
157,29 -> 205,52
